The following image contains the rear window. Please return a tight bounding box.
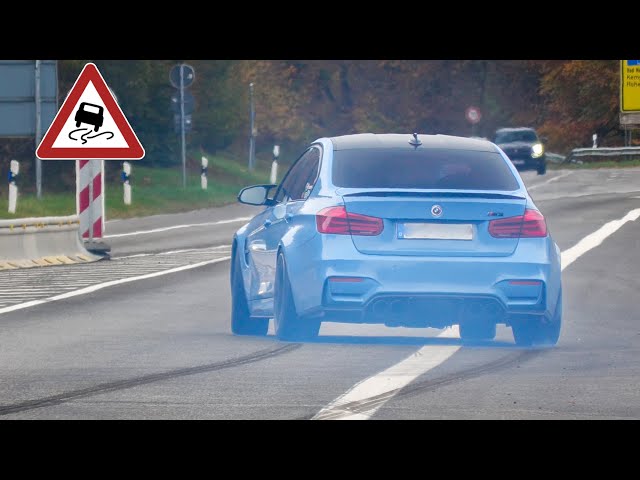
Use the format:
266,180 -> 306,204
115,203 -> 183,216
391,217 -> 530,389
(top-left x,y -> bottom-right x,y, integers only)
332,148 -> 520,191
83,105 -> 101,114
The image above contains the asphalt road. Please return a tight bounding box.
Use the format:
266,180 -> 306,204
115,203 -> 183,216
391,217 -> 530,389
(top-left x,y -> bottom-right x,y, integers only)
1,168 -> 640,419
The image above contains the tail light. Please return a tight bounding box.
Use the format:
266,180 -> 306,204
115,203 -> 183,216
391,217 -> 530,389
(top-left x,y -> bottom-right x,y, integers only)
489,209 -> 547,238
316,206 -> 384,236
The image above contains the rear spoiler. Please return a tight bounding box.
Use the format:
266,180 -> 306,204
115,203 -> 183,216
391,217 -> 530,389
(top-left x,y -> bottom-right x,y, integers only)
339,190 -> 525,200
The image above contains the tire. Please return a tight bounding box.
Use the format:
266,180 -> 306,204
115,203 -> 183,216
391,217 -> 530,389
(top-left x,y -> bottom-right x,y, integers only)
537,162 -> 547,175
94,125 -> 100,132
230,251 -> 268,336
512,291 -> 562,347
76,121 -> 81,128
274,252 -> 320,342
459,320 -> 497,343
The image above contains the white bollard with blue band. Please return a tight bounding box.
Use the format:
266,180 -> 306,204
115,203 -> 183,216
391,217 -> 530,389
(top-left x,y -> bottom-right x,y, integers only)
8,160 -> 19,214
270,145 -> 280,184
122,162 -> 131,205
201,156 -> 208,190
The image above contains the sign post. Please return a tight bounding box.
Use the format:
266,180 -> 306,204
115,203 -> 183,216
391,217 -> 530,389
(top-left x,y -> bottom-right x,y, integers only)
170,64 -> 195,189
249,83 -> 256,171
35,60 -> 42,199
36,63 -> 144,253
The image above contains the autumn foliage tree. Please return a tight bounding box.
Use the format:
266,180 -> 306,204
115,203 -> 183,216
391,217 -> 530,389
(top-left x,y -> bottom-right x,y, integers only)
535,60 -> 620,151
1,59 -> 625,192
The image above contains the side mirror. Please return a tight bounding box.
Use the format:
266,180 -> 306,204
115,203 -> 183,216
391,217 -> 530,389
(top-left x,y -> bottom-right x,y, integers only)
237,184 -> 277,206
540,136 -> 549,144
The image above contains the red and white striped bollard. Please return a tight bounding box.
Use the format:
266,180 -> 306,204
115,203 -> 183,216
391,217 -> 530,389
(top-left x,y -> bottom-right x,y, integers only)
76,160 -> 105,239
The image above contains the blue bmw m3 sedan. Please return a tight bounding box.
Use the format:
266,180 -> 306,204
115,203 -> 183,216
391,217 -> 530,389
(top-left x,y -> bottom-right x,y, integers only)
231,133 -> 562,346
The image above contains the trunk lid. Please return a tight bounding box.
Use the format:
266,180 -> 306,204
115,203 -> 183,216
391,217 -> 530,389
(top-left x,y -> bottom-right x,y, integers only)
340,190 -> 527,257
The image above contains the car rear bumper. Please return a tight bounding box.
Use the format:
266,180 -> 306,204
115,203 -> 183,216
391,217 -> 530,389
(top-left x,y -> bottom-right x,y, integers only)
285,235 -> 561,326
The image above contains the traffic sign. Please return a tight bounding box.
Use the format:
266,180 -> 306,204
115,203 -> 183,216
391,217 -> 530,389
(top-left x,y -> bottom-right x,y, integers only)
174,114 -> 192,134
36,63 -> 144,160
171,91 -> 195,114
621,60 -> 640,112
465,106 -> 482,124
170,64 -> 195,89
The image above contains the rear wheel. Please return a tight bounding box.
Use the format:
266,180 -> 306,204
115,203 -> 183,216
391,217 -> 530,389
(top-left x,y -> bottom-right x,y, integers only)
230,251 -> 268,336
274,253 -> 320,342
512,291 -> 562,346
459,320 -> 496,343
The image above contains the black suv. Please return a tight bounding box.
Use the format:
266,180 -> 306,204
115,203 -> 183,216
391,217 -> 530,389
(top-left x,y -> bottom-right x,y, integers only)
493,127 -> 546,175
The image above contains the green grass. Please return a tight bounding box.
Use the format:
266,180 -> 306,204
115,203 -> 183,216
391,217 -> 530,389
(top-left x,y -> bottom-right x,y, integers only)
0,192 -> 75,219
0,155 -> 273,220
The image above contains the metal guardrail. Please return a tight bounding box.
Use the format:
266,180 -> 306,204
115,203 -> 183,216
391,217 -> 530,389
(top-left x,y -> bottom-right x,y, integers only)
546,152 -> 566,164
565,147 -> 640,163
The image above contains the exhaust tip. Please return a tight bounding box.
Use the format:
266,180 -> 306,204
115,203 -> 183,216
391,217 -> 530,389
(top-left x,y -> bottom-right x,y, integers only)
372,300 -> 389,317
390,299 -> 408,316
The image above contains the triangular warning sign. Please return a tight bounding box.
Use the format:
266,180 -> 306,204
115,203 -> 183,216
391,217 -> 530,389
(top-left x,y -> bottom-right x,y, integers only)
36,63 -> 145,160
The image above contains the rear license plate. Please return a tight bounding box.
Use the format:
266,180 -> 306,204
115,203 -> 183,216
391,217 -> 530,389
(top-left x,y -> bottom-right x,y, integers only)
398,223 -> 474,240
512,159 -> 525,165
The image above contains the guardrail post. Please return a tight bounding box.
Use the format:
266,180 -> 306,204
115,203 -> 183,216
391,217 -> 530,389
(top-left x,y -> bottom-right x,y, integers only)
201,156 -> 208,190
592,133 -> 598,148
270,145 -> 280,184
8,160 -> 19,214
122,162 -> 131,205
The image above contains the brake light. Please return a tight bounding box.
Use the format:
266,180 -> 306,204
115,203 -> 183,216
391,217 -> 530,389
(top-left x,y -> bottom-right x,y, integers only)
316,206 -> 384,236
489,209 -> 547,238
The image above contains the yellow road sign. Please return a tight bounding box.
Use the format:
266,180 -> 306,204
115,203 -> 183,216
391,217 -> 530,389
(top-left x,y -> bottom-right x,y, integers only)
621,60 -> 640,112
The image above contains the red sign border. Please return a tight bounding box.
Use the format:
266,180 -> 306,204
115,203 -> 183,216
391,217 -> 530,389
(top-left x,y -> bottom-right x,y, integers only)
36,63 -> 145,160
465,106 -> 482,125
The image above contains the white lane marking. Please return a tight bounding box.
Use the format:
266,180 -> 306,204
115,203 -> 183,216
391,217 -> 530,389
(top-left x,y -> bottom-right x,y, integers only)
0,257 -> 230,316
313,327 -> 460,420
103,217 -> 251,239
113,245 -> 231,260
561,208 -> 640,270
527,171 -> 572,191
315,206 -> 640,420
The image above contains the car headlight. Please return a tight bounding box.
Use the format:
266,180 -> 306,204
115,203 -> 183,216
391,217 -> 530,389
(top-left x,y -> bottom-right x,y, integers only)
531,143 -> 544,158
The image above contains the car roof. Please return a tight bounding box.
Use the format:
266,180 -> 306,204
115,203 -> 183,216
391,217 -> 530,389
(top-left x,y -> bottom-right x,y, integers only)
329,133 -> 497,152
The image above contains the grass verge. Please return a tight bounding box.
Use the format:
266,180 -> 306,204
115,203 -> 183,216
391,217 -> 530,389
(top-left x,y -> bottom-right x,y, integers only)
0,155 -> 272,220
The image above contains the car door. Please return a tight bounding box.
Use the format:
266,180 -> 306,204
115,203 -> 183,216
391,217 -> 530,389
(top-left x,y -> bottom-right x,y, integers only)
245,146 -> 322,303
